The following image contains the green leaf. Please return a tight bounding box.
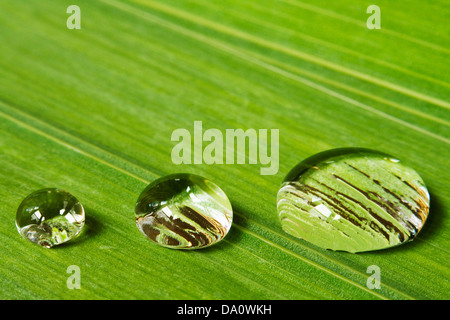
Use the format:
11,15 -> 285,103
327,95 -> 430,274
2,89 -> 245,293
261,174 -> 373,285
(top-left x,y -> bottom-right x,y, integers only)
0,0 -> 448,299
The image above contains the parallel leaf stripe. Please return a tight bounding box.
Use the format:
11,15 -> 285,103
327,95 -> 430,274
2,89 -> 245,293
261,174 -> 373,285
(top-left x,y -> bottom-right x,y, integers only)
282,0 -> 450,54
127,0 -> 450,110
99,0 -> 450,145
200,0 -> 450,90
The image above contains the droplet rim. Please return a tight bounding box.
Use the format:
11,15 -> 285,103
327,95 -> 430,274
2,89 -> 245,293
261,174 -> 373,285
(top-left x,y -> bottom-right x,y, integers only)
15,188 -> 85,248
277,148 -> 430,253
135,174 -> 233,250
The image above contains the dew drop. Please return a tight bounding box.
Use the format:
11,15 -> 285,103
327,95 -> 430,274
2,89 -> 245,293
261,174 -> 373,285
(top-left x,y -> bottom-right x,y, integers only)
135,174 -> 233,249
15,188 -> 85,248
277,148 -> 430,253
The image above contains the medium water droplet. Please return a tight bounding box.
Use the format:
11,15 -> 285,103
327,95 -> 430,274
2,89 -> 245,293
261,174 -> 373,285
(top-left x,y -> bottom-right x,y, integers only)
16,188 -> 85,248
135,174 -> 233,249
277,148 -> 430,253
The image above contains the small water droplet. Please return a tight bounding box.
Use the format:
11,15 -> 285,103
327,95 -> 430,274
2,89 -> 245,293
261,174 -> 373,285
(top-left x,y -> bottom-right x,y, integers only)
135,174 -> 233,249
277,148 -> 430,253
15,188 -> 85,248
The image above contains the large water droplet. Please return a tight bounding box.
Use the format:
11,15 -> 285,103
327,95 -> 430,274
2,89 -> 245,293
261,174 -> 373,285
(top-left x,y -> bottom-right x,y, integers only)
135,174 -> 233,249
16,188 -> 85,248
277,148 -> 430,253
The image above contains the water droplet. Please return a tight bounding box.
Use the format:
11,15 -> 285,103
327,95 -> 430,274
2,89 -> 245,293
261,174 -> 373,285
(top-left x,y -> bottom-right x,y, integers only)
16,188 -> 85,248
135,174 -> 233,249
277,148 -> 430,253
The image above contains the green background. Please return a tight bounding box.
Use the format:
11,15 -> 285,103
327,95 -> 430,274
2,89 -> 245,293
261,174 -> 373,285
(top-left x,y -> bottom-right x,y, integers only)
0,0 -> 449,299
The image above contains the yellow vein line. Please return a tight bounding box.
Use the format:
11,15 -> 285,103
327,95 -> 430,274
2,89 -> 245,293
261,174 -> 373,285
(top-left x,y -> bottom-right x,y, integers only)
415,237 -> 450,255
191,249 -> 288,299
127,0 -> 450,110
254,61 -> 450,144
0,151 -> 140,204
282,0 -> 450,54
100,0 -> 450,145
0,107 -> 149,184
232,223 -> 388,300
233,213 -> 416,300
0,105 -> 392,300
239,45 -> 450,127
196,249 -> 290,299
222,238 -> 343,299
197,0 -> 450,90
